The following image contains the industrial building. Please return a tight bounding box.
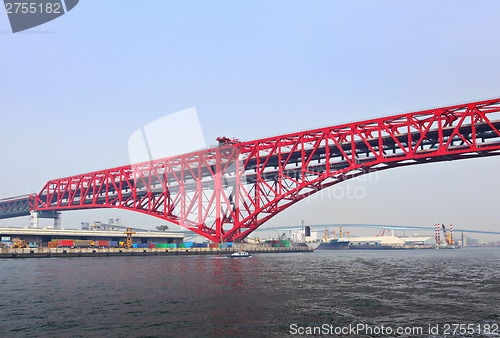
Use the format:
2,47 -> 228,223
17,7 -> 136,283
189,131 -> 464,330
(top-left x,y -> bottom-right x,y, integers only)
349,236 -> 434,246
0,227 -> 184,246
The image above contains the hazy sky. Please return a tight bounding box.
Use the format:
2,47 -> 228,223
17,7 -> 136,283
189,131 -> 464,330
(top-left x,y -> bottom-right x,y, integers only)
1,1 -> 500,238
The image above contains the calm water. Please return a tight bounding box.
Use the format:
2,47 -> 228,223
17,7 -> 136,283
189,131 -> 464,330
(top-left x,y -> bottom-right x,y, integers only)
0,248 -> 498,337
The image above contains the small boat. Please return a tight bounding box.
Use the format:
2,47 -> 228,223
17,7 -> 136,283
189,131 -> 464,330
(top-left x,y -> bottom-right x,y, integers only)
229,250 -> 251,258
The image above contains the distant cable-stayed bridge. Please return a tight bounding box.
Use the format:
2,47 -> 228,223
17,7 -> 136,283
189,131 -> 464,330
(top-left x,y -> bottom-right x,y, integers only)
256,224 -> 500,236
2,97 -> 500,242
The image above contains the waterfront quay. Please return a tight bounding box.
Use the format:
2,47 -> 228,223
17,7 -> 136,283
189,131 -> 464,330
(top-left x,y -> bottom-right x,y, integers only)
0,245 -> 312,259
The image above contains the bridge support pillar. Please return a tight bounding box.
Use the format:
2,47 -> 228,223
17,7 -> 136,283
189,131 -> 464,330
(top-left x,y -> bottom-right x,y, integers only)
28,210 -> 61,229
53,213 -> 61,229
28,211 -> 39,229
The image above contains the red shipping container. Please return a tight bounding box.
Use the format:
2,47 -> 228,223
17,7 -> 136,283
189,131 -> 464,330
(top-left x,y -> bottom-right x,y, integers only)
97,241 -> 109,247
58,240 -> 74,247
148,243 -> 156,249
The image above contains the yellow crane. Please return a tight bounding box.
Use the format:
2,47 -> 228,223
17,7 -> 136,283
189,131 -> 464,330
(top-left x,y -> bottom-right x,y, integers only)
324,229 -> 336,243
338,227 -> 351,239
124,227 -> 136,248
441,224 -> 455,245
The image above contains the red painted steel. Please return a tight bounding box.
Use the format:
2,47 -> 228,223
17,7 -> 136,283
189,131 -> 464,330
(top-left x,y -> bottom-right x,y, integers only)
31,98 -> 500,242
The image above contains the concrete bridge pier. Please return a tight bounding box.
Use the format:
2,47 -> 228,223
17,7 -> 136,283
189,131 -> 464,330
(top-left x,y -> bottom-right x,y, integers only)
28,210 -> 62,229
28,211 -> 38,229
54,213 -> 61,229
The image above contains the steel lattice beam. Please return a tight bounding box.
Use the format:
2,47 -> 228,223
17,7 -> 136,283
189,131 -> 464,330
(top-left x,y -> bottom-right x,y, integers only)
6,97 -> 498,242
0,195 -> 32,219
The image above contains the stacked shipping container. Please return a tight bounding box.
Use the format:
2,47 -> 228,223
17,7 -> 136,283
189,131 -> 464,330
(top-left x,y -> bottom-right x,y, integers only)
265,240 -> 291,247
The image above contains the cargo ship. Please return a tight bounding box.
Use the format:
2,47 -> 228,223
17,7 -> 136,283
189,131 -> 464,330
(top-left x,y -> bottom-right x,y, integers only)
292,226 -> 351,250
315,238 -> 350,250
315,227 -> 351,250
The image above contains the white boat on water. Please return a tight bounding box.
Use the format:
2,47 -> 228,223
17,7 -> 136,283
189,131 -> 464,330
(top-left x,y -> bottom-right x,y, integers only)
229,250 -> 251,258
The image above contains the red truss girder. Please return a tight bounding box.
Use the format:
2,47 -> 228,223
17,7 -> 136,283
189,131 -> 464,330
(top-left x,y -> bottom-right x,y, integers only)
33,98 -> 500,242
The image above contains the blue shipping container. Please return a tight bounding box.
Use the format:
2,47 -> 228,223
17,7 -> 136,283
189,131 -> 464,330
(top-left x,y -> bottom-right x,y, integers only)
109,241 -> 119,247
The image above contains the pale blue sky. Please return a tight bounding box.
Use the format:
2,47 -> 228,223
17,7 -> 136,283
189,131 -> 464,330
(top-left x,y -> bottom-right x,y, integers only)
1,1 -> 500,237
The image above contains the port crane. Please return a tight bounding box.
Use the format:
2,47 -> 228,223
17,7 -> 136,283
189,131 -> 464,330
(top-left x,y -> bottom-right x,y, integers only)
442,224 -> 455,245
324,227 -> 351,242
441,224 -> 455,245
441,224 -> 448,245
124,227 -> 136,248
338,227 -> 350,239
436,224 -> 455,246
324,229 -> 336,243
376,228 -> 394,237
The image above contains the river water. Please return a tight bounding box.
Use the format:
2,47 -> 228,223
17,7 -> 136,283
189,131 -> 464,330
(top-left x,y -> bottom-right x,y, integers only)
0,248 -> 498,337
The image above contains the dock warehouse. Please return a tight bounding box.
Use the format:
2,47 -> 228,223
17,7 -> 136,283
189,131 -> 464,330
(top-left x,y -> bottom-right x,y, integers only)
0,227 -> 184,245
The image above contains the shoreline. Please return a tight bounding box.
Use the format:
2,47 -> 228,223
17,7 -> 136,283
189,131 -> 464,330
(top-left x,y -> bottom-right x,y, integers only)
0,245 -> 312,259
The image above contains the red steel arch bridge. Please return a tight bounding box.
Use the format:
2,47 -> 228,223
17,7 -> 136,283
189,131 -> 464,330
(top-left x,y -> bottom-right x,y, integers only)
2,98 -> 500,242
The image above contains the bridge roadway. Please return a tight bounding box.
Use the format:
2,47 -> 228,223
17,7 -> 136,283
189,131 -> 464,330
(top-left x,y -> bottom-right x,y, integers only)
3,119 -> 500,217
0,195 -> 31,219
